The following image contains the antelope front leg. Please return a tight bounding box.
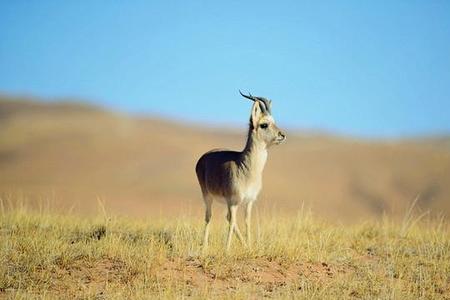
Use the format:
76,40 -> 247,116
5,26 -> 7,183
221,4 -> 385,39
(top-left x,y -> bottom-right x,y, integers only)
245,201 -> 253,247
226,204 -> 247,252
234,221 -> 246,246
226,205 -> 236,251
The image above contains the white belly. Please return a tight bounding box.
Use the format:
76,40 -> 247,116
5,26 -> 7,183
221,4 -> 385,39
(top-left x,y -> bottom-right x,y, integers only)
212,181 -> 262,205
240,181 -> 262,203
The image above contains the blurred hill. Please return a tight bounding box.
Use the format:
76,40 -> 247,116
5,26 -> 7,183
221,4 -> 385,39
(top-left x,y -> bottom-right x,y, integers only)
1,95 -> 449,222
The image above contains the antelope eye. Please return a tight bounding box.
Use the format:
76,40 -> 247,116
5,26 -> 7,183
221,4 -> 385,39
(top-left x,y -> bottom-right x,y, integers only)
259,123 -> 268,129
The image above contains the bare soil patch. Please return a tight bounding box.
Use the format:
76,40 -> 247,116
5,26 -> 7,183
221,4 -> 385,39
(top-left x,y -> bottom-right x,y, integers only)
155,256 -> 350,294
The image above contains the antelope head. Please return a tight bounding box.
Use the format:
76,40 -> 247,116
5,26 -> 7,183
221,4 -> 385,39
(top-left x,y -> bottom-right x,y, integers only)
239,90 -> 286,147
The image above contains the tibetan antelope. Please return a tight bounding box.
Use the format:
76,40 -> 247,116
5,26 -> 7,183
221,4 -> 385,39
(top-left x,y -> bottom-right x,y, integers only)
195,91 -> 286,251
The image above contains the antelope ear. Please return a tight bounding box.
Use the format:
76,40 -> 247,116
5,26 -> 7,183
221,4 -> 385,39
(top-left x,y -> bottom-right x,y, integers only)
251,101 -> 262,129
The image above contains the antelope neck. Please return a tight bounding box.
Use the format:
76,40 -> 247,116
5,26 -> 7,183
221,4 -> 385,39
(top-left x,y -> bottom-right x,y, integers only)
240,129 -> 268,175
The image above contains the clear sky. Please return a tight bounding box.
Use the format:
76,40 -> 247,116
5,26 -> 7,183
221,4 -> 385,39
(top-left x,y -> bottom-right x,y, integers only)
1,1 -> 449,138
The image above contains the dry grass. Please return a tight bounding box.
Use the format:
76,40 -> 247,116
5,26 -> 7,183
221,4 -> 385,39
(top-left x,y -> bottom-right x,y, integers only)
1,202 -> 449,299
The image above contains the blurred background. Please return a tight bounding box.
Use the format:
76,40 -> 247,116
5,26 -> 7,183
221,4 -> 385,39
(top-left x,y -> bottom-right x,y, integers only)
1,1 -> 449,222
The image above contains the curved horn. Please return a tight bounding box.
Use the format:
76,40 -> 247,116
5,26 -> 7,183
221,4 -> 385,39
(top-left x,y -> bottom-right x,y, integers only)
239,90 -> 268,113
239,90 -> 272,114
239,90 -> 257,101
255,96 -> 272,114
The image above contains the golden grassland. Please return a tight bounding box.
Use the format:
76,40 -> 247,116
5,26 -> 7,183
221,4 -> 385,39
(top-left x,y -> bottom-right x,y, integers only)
1,201 -> 449,299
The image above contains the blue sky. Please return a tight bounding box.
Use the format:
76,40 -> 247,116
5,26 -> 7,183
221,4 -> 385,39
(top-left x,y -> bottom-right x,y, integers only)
1,1 -> 449,137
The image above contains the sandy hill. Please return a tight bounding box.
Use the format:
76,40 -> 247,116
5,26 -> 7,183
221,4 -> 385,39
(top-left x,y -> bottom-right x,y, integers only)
0,96 -> 449,222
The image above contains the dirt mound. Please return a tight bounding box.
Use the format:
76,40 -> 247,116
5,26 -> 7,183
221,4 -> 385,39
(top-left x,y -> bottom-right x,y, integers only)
155,257 -> 348,295
47,258 -> 130,297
